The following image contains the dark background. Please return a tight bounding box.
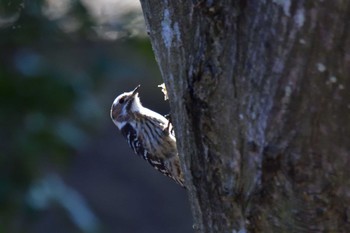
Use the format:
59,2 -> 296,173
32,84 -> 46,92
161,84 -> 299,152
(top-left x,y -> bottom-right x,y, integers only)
0,0 -> 192,232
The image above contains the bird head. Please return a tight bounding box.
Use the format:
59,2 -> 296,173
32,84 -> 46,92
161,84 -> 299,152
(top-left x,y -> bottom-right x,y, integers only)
110,85 -> 141,129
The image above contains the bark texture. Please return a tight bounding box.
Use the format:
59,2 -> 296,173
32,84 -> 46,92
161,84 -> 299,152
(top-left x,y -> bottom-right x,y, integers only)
139,1 -> 350,232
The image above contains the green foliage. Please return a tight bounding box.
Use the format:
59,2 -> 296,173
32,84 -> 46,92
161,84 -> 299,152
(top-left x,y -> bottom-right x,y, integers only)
0,0 -> 155,231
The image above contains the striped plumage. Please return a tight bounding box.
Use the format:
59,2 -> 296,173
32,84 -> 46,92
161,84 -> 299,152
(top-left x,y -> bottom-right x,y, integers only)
110,85 -> 184,187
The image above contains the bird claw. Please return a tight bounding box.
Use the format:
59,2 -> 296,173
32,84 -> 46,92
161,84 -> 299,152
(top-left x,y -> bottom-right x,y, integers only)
164,114 -> 175,135
164,113 -> 171,129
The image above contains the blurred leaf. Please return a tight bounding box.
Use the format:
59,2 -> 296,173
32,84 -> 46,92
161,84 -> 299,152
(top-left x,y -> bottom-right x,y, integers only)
0,0 -> 158,231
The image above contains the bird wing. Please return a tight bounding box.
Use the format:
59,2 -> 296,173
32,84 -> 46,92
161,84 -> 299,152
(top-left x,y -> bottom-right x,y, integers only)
120,123 -> 171,177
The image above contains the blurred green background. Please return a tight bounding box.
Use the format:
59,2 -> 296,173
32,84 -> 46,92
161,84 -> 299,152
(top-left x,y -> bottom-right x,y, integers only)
0,0 -> 192,232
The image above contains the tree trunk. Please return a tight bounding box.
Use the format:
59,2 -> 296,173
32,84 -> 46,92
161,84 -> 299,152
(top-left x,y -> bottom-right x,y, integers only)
139,1 -> 350,232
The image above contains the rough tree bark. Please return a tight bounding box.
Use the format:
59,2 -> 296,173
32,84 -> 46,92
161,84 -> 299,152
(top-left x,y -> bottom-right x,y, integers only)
139,1 -> 350,232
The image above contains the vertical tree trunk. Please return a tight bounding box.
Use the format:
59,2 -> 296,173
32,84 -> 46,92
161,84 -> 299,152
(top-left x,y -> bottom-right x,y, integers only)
139,1 -> 350,232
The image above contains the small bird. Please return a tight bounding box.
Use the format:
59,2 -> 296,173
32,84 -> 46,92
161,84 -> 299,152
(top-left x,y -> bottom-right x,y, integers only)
110,85 -> 184,187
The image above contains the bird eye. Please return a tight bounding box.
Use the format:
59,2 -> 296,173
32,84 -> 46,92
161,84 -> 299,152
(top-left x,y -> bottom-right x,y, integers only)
119,97 -> 125,104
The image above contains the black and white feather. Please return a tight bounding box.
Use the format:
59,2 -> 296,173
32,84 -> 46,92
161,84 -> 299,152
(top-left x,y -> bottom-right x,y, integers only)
110,86 -> 184,187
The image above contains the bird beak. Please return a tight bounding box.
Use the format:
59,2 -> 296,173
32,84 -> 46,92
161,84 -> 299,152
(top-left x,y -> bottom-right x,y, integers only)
131,85 -> 140,96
